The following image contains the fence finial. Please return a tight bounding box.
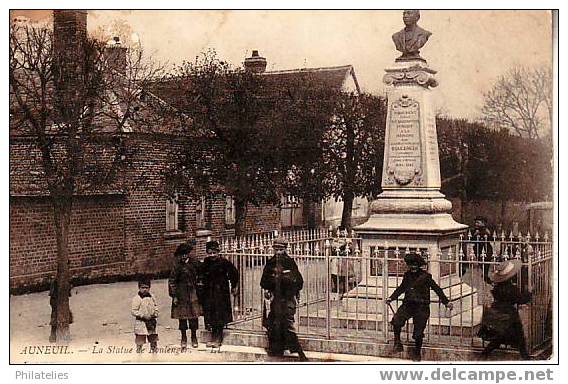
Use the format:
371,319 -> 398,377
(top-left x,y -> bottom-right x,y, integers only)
502,246 -> 509,260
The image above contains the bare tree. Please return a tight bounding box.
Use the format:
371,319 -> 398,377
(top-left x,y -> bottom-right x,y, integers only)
481,65 -> 552,139
9,21 -> 162,343
321,93 -> 386,231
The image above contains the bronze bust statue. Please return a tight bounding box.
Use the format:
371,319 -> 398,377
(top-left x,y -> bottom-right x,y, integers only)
392,10 -> 431,62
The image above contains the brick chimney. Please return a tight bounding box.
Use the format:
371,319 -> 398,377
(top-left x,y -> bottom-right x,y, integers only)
52,10 -> 88,113
244,50 -> 267,74
53,10 -> 87,58
105,36 -> 128,74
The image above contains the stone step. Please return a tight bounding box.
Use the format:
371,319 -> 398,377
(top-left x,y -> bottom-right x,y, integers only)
218,329 -> 527,362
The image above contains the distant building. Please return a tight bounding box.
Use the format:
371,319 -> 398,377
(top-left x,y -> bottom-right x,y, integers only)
151,50 -> 364,230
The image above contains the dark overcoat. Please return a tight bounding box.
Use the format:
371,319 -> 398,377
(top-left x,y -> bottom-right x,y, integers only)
389,269 -> 450,305
260,253 -> 304,300
199,256 -> 239,328
260,252 -> 304,355
168,257 -> 202,320
479,280 -> 531,344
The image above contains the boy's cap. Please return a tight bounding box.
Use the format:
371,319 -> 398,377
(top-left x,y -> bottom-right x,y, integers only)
175,242 -> 194,257
138,277 -> 151,287
273,237 -> 288,248
206,240 -> 220,252
404,252 -> 426,266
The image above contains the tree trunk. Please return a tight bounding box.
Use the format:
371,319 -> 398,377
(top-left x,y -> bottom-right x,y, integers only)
340,192 -> 354,233
52,195 -> 73,344
234,197 -> 248,237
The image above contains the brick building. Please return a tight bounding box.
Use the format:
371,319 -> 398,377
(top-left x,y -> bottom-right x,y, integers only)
9,11 -> 281,292
10,11 -> 361,292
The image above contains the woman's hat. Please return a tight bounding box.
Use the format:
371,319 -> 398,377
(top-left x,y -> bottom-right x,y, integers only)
174,242 -> 193,257
206,240 -> 220,252
489,259 -> 522,283
404,252 -> 426,266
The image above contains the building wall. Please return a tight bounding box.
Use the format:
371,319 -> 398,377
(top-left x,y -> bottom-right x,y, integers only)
9,195 -> 128,291
9,134 -> 281,292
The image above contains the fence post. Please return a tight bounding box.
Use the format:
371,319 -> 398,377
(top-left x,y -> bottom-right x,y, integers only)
325,239 -> 331,340
527,239 -> 534,354
382,246 -> 389,343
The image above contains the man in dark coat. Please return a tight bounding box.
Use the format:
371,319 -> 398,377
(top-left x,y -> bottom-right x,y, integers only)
473,216 -> 494,283
169,241 -> 201,350
260,237 -> 308,361
200,240 -> 239,348
461,216 -> 494,282
386,252 -> 453,361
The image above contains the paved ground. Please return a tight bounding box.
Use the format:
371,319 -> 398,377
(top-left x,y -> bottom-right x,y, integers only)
10,279 -> 398,364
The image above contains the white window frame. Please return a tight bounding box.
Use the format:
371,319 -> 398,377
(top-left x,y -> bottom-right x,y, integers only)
225,195 -> 236,225
196,195 -> 207,229
166,195 -> 179,232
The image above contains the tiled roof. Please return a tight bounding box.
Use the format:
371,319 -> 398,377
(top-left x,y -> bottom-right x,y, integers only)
263,65 -> 358,93
149,64 -> 359,112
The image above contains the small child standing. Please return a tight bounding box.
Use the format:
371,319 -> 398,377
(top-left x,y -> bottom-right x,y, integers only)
386,252 -> 453,361
131,278 -> 159,353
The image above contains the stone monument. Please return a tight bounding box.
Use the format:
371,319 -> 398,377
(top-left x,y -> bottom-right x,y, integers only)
344,11 -> 474,327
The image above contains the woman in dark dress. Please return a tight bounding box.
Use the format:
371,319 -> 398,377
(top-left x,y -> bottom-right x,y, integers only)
168,241 -> 202,350
199,240 -> 239,348
479,259 -> 531,359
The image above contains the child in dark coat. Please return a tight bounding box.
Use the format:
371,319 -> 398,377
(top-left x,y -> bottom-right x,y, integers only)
386,252 -> 453,361
479,259 -> 531,360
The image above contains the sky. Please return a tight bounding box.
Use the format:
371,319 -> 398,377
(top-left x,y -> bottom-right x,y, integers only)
12,10 -> 553,120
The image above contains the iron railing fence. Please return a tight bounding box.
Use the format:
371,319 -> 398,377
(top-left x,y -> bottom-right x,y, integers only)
219,230 -> 552,356
221,228 -> 331,252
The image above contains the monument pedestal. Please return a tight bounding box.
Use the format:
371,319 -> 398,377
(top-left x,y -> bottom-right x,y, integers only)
348,59 -> 473,324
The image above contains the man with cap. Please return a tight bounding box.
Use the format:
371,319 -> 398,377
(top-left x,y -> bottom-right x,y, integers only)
386,252 -> 453,361
169,241 -> 201,350
199,239 -> 239,348
479,259 -> 531,360
260,236 -> 308,361
462,216 -> 494,282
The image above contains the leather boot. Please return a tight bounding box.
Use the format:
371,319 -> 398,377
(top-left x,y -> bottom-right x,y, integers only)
412,338 -> 423,362
393,333 -> 403,352
191,329 -> 199,348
